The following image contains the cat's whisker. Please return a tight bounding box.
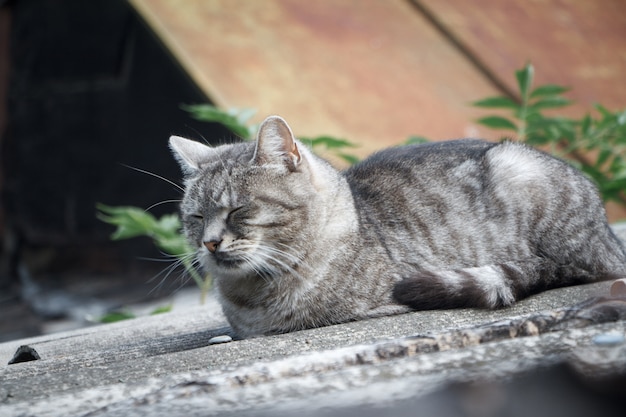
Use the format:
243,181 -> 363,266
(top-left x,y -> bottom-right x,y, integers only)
145,258 -> 185,295
249,245 -> 308,282
137,256 -> 181,263
144,199 -> 183,212
269,244 -> 308,268
239,253 -> 272,284
122,164 -> 185,192
234,241 -> 303,267
183,126 -> 211,146
141,249 -> 205,297
163,249 -> 198,259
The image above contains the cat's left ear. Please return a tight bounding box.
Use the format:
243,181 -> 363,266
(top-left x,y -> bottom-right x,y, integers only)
169,136 -> 213,175
253,115 -> 302,171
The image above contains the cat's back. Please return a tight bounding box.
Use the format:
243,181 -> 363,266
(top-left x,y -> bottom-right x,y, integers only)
341,138 -> 604,252
343,138 -> 590,196
344,139 -> 494,180
343,139 -> 498,202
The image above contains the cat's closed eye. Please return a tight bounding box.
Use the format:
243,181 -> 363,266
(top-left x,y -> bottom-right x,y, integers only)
228,207 -> 244,216
190,213 -> 204,221
227,206 -> 245,222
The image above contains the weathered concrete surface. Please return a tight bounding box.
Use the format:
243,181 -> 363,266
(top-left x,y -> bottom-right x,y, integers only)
1,280 -> 625,417
2,226 -> 626,416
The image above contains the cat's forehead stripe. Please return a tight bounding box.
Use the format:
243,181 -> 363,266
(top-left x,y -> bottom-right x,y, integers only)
195,171 -> 236,210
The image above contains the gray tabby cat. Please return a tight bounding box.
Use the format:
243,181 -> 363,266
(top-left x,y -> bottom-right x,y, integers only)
170,115 -> 626,337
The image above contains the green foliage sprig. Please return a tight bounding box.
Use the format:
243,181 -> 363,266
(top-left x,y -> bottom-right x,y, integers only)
97,204 -> 211,304
97,305 -> 172,324
300,135 -> 360,165
473,63 -> 626,204
181,104 -> 258,139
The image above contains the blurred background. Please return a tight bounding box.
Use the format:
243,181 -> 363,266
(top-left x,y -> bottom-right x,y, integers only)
1,0 -> 625,342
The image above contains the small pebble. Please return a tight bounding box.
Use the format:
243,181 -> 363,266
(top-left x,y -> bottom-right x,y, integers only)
592,333 -> 625,347
8,345 -> 40,365
209,335 -> 233,345
610,278 -> 626,296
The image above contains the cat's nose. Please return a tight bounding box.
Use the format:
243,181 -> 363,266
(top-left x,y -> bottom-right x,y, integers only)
204,240 -> 222,253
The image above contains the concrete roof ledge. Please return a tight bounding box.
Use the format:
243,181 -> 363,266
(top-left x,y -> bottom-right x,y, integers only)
2,226 -> 626,416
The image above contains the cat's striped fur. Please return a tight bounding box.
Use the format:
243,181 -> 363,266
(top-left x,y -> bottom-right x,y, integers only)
170,116 -> 626,337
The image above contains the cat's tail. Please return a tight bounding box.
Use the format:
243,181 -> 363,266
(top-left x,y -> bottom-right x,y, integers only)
392,258 -> 619,310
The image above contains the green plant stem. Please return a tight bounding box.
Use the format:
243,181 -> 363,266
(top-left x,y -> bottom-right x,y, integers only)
516,78 -> 531,141
180,257 -> 211,304
200,276 -> 211,305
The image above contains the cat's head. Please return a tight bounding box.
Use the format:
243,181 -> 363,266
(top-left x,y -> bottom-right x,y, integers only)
169,116 -> 328,280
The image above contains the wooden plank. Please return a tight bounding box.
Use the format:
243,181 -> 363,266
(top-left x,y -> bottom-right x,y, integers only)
129,0 -> 502,156
418,0 -> 626,116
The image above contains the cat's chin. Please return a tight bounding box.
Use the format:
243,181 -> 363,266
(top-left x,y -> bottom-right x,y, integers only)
202,258 -> 254,278
198,251 -> 241,269
214,258 -> 243,269
207,261 -> 281,282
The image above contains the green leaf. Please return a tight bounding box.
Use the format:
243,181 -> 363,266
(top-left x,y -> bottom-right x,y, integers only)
150,305 -> 173,315
300,135 -> 359,165
596,149 -> 613,168
476,116 -> 518,131
579,164 -> 606,182
598,178 -> 626,200
529,96 -> 573,110
580,114 -> 592,136
154,214 -> 182,237
180,104 -> 252,139
523,133 -> 551,145
337,153 -> 360,165
609,155 -> 626,175
233,107 -> 257,125
304,135 -> 357,150
525,115 -> 576,144
525,113 -> 569,128
96,204 -> 159,240
99,311 -> 136,323
515,63 -> 534,100
404,136 -> 430,145
155,236 -> 191,257
529,84 -> 570,98
472,96 -> 519,109
594,103 -> 613,118
97,203 -> 192,257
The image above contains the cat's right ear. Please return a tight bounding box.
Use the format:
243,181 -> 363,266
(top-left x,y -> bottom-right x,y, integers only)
169,136 -> 213,175
253,115 -> 302,171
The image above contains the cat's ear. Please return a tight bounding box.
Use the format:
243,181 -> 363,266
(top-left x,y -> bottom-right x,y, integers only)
169,136 -> 213,174
253,116 -> 302,170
